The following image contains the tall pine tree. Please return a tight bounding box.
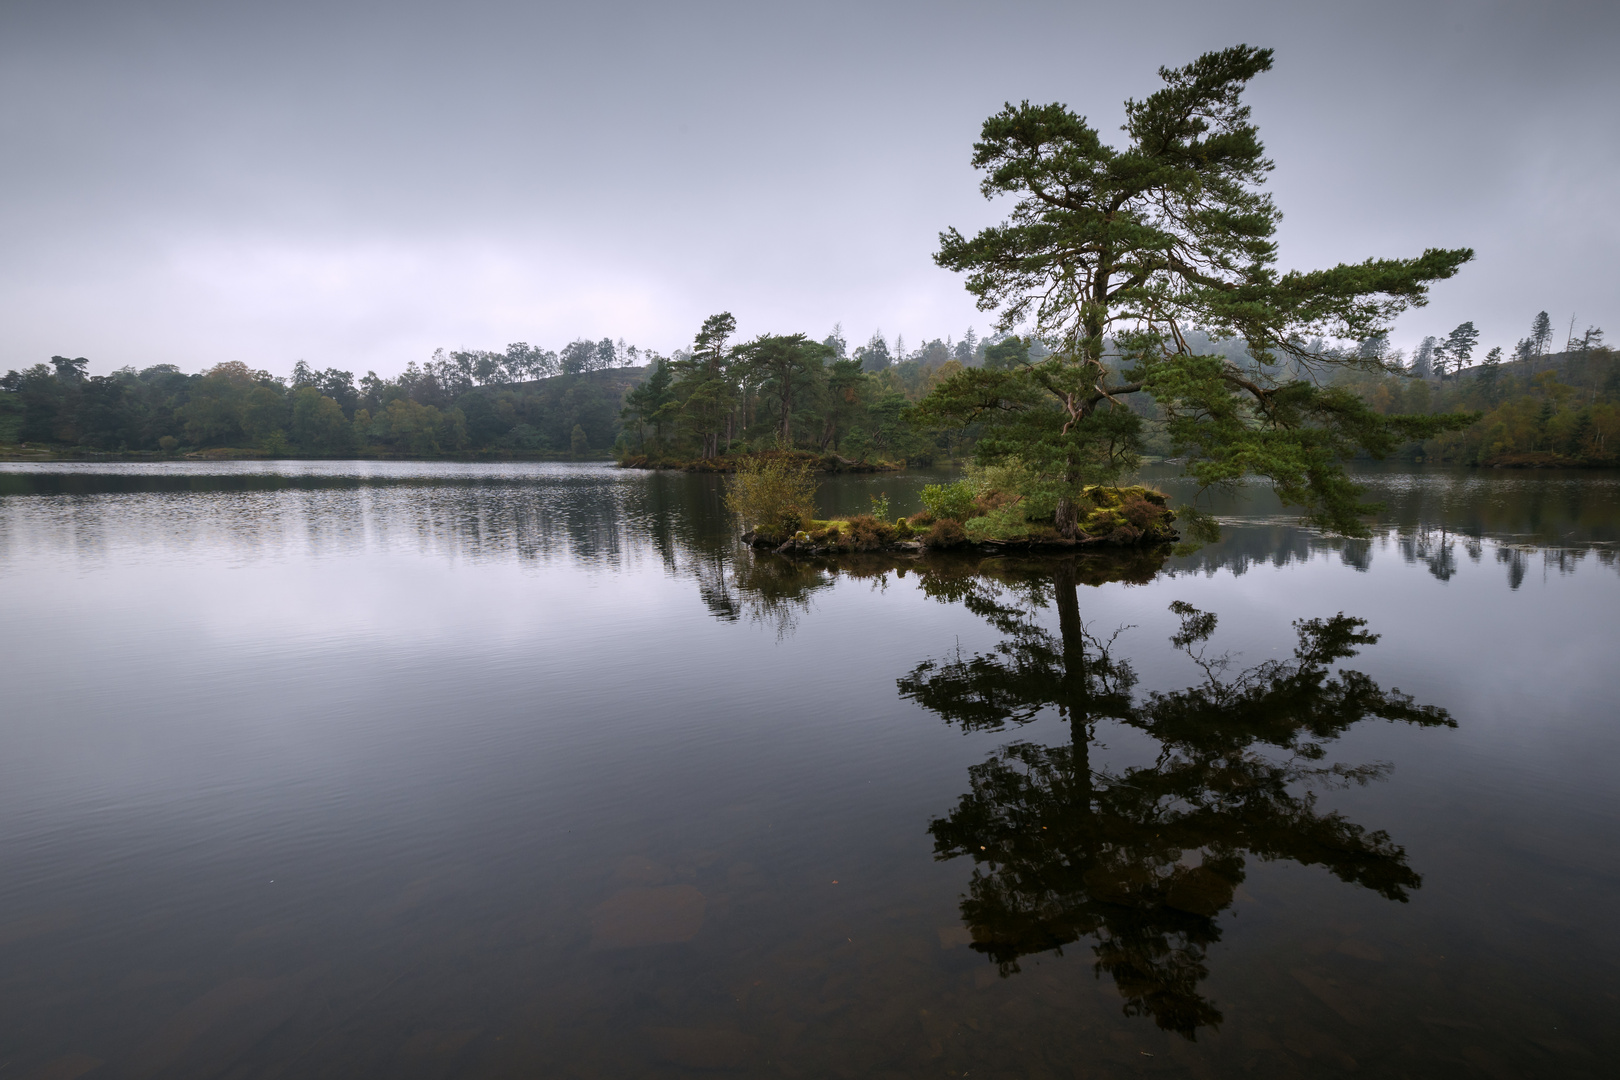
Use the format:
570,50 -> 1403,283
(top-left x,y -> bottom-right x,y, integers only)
919,44 -> 1477,536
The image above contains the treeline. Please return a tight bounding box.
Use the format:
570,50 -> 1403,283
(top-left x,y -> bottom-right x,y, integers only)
0,323 -> 1002,460
620,316 -> 1016,465
1331,311 -> 1617,466
20,306 -> 1603,469
1089,313 -> 1617,468
0,340 -> 647,457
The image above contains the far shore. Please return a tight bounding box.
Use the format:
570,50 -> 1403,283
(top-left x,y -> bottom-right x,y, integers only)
0,445 -> 618,464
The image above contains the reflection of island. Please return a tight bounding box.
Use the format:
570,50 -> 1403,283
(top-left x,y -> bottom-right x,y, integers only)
900,561 -> 1455,1038
696,548 -> 1171,635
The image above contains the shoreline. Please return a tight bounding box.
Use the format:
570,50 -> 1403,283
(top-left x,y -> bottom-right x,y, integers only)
0,447 -> 616,464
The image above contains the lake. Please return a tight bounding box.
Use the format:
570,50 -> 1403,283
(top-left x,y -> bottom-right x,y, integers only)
0,461 -> 1616,1078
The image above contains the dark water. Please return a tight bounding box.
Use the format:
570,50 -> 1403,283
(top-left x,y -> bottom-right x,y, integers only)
0,461 -> 1616,1079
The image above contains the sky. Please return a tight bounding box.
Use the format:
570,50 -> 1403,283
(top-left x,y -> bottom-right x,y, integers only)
1,0 -> 1616,379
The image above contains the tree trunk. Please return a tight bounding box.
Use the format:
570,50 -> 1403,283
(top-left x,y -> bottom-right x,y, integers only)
1055,496 -> 1078,538
1054,451 -> 1081,538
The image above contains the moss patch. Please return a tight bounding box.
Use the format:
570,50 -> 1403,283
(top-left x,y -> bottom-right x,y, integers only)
962,484 -> 1176,548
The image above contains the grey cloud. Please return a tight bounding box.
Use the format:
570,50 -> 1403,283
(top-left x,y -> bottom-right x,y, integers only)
1,0 -> 1615,376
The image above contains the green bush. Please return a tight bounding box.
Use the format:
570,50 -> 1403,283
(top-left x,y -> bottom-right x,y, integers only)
724,455 -> 819,542
920,480 -> 977,522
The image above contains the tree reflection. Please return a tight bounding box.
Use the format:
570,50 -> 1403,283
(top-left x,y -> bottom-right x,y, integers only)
712,554 -> 838,636
900,561 -> 1455,1038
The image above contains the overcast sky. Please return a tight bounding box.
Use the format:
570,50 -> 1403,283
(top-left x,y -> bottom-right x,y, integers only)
2,0 -> 1615,378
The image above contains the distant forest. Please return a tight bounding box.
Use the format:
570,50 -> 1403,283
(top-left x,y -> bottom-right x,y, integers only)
1333,314 -> 1617,466
0,339 -> 659,459
0,325 -> 1006,462
2,313 -> 1614,467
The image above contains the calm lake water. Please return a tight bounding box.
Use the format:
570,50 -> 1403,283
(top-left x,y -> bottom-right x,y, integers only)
0,461 -> 1616,1078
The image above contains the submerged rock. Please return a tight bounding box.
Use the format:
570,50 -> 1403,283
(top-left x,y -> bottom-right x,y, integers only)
1164,866 -> 1237,918
589,885 -> 706,948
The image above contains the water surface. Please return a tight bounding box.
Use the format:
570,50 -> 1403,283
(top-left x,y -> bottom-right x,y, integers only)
0,461 -> 1615,1078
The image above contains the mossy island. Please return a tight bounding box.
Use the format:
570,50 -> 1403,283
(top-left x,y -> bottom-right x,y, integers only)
724,453 -> 1178,556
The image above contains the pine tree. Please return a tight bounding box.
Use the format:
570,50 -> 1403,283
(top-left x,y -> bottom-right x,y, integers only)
1357,332 -> 1390,361
1478,346 -> 1503,400
855,331 -> 891,372
924,45 -> 1474,536
738,334 -> 834,447
622,355 -> 676,447
670,313 -> 738,459
955,327 -> 980,365
1567,325 -> 1605,355
1531,311 -> 1554,365
1411,336 -> 1437,379
822,323 -> 848,359
1437,321 -> 1478,379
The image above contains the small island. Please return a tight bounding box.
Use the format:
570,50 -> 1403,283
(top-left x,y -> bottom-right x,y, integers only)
725,454 -> 1178,556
